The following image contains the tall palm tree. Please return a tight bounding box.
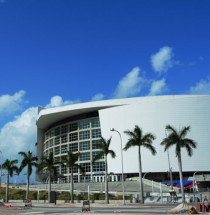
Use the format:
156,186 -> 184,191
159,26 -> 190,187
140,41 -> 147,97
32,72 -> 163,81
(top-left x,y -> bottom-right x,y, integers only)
63,151 -> 83,203
2,159 -> 19,202
161,125 -> 197,203
124,125 -> 156,204
93,136 -> 116,204
37,152 -> 59,203
18,151 -> 38,200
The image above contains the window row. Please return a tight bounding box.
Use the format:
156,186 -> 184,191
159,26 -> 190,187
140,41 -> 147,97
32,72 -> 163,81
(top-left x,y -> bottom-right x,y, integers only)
45,118 -> 100,140
54,162 -> 105,173
53,174 -> 92,183
44,130 -> 101,148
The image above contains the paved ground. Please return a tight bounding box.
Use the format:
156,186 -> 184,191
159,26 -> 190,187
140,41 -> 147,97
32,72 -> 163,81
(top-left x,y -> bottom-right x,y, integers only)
0,202 -> 204,215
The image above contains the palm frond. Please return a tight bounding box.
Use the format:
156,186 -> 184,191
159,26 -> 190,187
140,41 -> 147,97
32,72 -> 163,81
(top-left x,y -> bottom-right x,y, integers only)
143,143 -> 157,155
180,126 -> 190,138
92,151 -> 104,163
108,150 -> 116,158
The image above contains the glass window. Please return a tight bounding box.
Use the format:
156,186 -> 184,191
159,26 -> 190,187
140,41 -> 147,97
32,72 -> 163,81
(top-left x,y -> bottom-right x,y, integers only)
45,132 -> 49,140
92,151 -> 104,160
79,131 -> 90,140
91,118 -> 100,128
79,141 -> 90,151
55,137 -> 60,145
61,145 -> 67,154
60,176 -> 67,183
61,125 -> 68,134
61,165 -> 67,174
54,157 -> 60,162
80,163 -> 90,173
50,130 -> 54,138
80,175 -> 91,182
50,139 -> 54,147
55,166 -> 60,175
61,155 -> 67,162
45,141 -> 49,149
61,135 -> 67,143
55,146 -> 60,155
92,139 -> 101,149
92,129 -> 101,139
69,122 -> 78,132
93,162 -> 105,172
73,166 -> 78,173
69,143 -> 78,152
73,175 -> 78,183
49,148 -> 53,154
55,127 -> 60,136
79,120 -> 90,130
80,152 -> 90,161
69,133 -> 78,142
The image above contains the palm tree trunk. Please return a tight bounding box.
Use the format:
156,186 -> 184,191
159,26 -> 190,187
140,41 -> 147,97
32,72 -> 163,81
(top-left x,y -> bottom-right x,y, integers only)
177,154 -> 185,203
71,168 -> 74,203
48,173 -> 51,203
6,174 -> 9,202
26,173 -> 30,200
105,156 -> 109,204
138,146 -> 144,204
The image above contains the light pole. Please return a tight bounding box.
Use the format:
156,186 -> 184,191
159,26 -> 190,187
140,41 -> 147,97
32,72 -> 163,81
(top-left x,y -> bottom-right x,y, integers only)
165,129 -> 173,187
193,171 -> 197,202
110,128 -> 125,205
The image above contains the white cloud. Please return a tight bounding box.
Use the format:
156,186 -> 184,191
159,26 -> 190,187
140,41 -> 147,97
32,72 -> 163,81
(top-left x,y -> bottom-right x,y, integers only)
0,107 -> 37,159
0,94 -> 81,162
45,95 -> 80,108
189,77 -> 210,94
91,93 -> 105,101
113,67 -> 146,98
148,78 -> 167,96
151,46 -> 174,74
0,90 -> 26,115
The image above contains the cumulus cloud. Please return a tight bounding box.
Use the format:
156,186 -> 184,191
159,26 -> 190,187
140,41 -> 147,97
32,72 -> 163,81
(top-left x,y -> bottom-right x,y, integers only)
151,46 -> 174,74
91,93 -> 105,101
0,90 -> 26,115
148,79 -> 167,96
189,77 -> 210,94
113,67 -> 146,98
45,95 -> 80,108
0,107 -> 37,159
0,94 -> 81,161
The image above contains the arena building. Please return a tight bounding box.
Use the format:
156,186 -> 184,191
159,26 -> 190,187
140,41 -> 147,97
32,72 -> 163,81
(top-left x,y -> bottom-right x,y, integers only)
36,95 -> 210,185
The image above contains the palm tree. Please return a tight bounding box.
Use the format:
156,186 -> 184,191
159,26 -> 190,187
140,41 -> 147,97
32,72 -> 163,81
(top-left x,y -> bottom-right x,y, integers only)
161,125 -> 197,203
37,152 -> 59,203
2,159 -> 19,202
18,151 -> 38,200
93,136 -> 116,204
124,125 -> 156,204
63,151 -> 83,203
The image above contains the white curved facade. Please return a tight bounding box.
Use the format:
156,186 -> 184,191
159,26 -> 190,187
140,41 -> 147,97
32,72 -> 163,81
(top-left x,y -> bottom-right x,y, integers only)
36,95 -> 210,182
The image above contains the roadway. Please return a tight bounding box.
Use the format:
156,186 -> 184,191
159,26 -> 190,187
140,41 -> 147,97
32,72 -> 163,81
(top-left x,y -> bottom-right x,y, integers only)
0,203 -> 196,214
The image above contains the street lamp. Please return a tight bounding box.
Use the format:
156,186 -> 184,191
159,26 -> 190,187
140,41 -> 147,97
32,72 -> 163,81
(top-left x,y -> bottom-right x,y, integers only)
193,171 -> 197,202
110,128 -> 125,205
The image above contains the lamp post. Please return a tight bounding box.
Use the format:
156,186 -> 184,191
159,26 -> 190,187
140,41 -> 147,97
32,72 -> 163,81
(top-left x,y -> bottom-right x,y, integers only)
193,172 -> 197,202
110,128 -> 125,205
165,129 -> 173,187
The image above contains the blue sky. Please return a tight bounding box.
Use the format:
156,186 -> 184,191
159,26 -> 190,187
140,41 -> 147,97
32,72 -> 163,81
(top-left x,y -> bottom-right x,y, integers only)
0,0 -> 210,182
